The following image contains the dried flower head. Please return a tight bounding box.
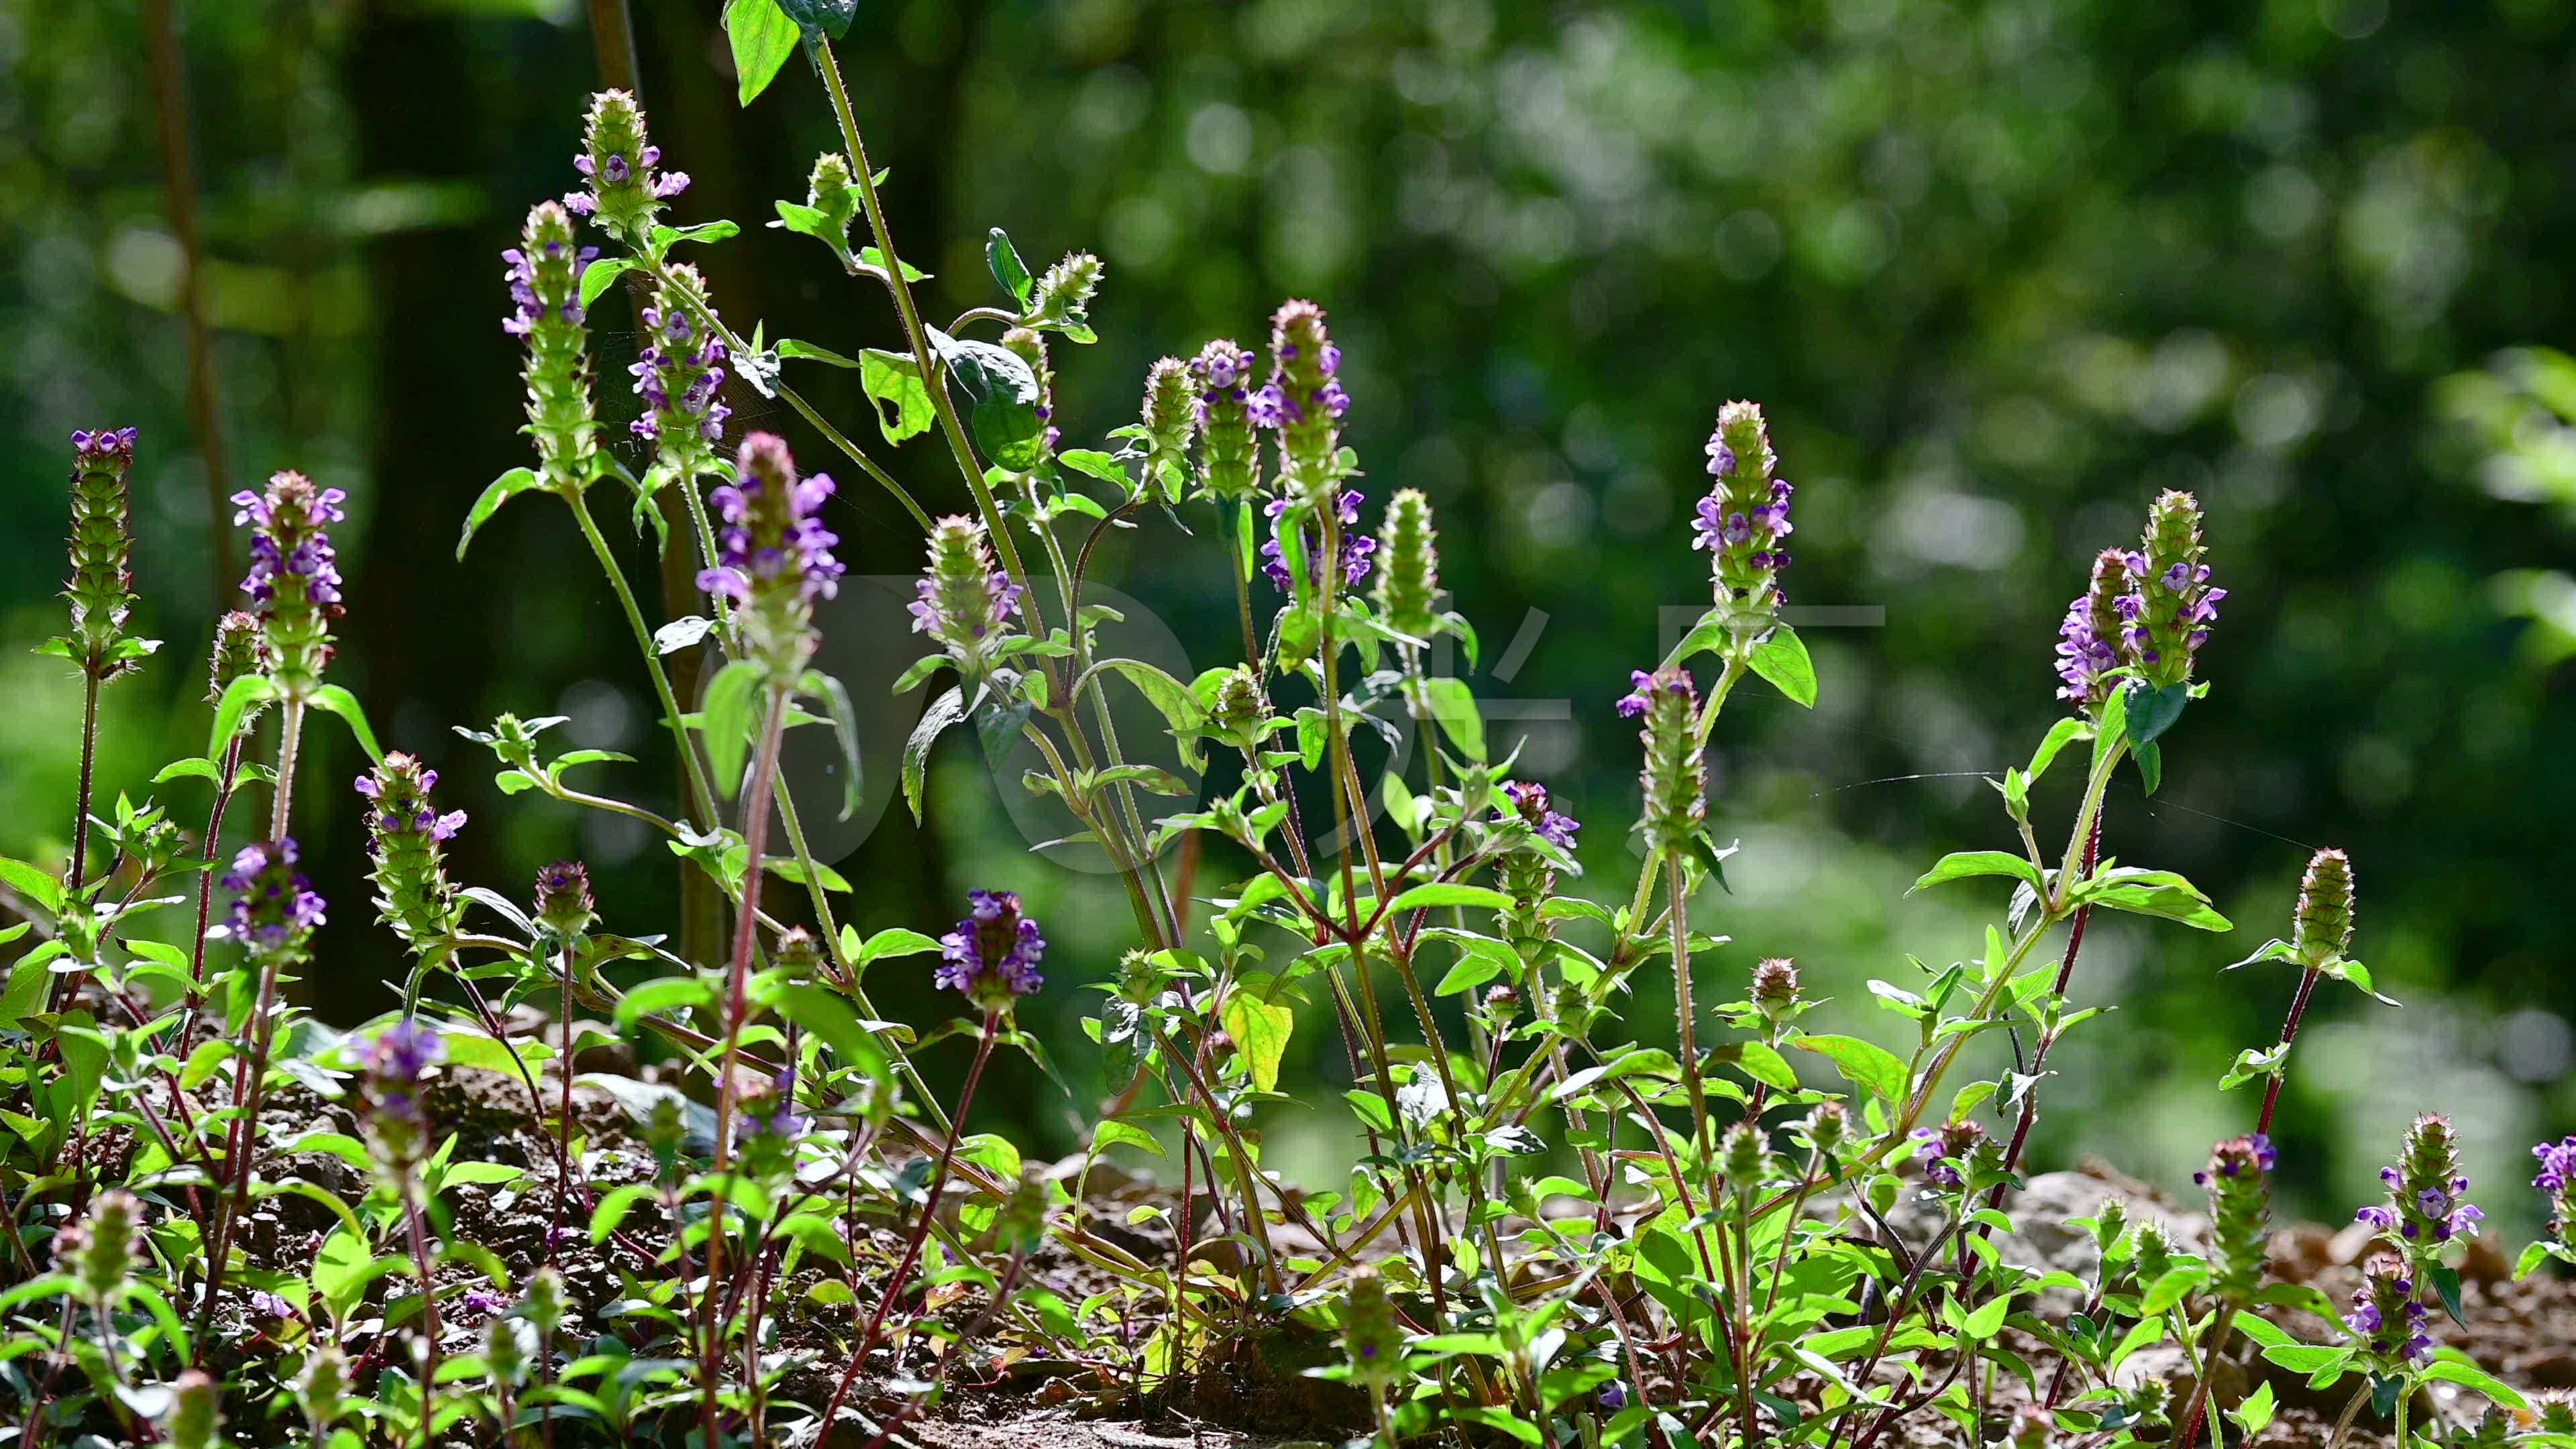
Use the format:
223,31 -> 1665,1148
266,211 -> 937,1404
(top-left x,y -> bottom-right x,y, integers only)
224,837 -> 326,957
2194,1133 -> 2276,1305
564,89 -> 688,237
1620,667 -> 1705,855
64,427 -> 140,668
2293,848 -> 2355,966
533,859 -> 596,941
2118,490 -> 2224,688
1372,488 -> 1442,641
701,432 -> 843,676
1190,338 -> 1263,502
936,888 -> 1046,1014
2053,547 -> 2132,711
910,515 -> 1024,682
356,753 -> 466,954
504,201 -> 600,491
1691,400 -> 1792,635
233,470 -> 346,701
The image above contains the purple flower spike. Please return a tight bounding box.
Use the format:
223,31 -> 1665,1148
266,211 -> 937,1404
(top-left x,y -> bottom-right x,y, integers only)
223,839 -> 326,955
935,889 -> 1046,1014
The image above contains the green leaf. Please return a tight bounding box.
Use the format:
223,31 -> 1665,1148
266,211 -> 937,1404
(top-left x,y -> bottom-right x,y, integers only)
1388,883 -> 1513,914
615,975 -> 716,1032
1419,677 -> 1486,761
1749,625 -> 1819,708
207,674 -> 279,759
2259,1344 -> 2351,1375
2229,1381 -> 2277,1437
986,227 -> 1034,307
775,337 -> 860,369
576,256 -> 637,311
458,467 -> 541,560
1960,1292 -> 2012,1341
1909,851 -> 2044,895
775,0 -> 856,44
0,856 -> 64,916
1088,1118 -> 1165,1160
851,927 -> 943,966
853,247 -> 929,282
904,686 -> 967,823
1791,1035 -> 1906,1104
858,350 -> 934,445
1058,449 -> 1129,488
1222,995 -> 1293,1094
308,684 -> 384,765
2078,868 -> 2232,932
928,329 -> 1046,472
724,0 -> 798,106
801,669 -> 865,820
1092,659 -> 1208,767
700,661 -> 765,798
757,981 -> 890,1082
2027,716 -> 2093,784
2125,681 -> 2190,749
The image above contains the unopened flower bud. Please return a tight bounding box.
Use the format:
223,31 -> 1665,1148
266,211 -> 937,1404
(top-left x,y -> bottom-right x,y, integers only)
1800,1101 -> 1848,1155
1209,665 -> 1271,752
2293,848 -> 2355,967
1340,1264 -> 1401,1387
2093,1196 -> 2130,1251
774,926 -> 823,980
1000,327 -> 1057,460
1189,339 -> 1263,502
1026,251 -> 1102,333
64,427 -> 140,669
1138,356 -> 1195,504
58,1189 -> 139,1305
2359,1112 -> 2483,1254
294,1345 -> 350,1432
1372,488 -> 1441,641
805,152 -> 859,246
645,1095 -> 686,1173
2130,1220 -> 2177,1289
1482,983 -> 1521,1026
1720,1120 -> 1773,1189
163,1369 -> 220,1449
533,859 -> 596,941
207,610 -> 271,708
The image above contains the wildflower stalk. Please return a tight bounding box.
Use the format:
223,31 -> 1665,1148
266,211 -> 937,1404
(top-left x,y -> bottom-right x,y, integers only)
818,1012 -> 1002,1434
2261,848 -> 2355,1135
561,488 -> 719,826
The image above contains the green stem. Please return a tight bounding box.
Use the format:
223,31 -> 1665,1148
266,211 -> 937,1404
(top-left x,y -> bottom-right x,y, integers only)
562,488 -> 719,826
269,700 -> 307,841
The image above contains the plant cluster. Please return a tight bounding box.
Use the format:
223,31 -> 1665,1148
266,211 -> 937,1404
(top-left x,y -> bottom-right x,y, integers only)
3,7 -> 2570,1448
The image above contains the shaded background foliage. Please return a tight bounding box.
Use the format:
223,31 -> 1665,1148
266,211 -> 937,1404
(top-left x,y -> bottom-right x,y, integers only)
3,0 -> 2573,1233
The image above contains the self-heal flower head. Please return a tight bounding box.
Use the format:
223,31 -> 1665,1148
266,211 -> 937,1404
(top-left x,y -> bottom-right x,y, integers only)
936,888 -> 1046,1015
1260,488 -> 1377,594
207,610 -> 272,709
910,515 -> 1024,682
630,264 -> 732,470
804,152 -> 860,248
64,427 -> 140,667
533,859 -> 596,941
2293,847 -> 2356,967
1340,1263 -> 1401,1389
2349,1252 -> 2432,1366
1911,1119 -> 1986,1192
163,1369 -> 221,1449
1372,488 -> 1442,641
2357,1112 -> 2483,1252
1690,401 -> 1793,637
294,1345 -> 351,1435
505,201 -> 600,492
1025,250 -> 1103,333
2194,1134 -> 2275,1305
2532,1136 -> 2576,1249
224,838 -> 325,957
700,433 -> 843,677
356,753 -> 465,955
233,470 -> 345,702
1137,355 -> 1195,504
2118,490 -> 2224,688
1502,780 -> 1580,851
1719,1120 -> 1774,1190
1752,957 -> 1801,1020
363,1020 -> 445,1169
1497,781 -> 1576,965
1189,338 -> 1263,502
2053,548 -> 2132,711
1256,299 -> 1352,505
1623,667 -> 1705,854
1208,665 -> 1275,753
1002,327 -> 1061,460
55,1188 -> 138,1306
564,89 -> 687,239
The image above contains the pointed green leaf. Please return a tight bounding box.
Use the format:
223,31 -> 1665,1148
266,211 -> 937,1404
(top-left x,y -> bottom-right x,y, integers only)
307,684 -> 384,765
724,0 -> 799,106
1749,625 -> 1818,708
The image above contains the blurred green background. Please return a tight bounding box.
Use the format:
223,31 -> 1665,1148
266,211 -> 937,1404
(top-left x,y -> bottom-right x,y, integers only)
4,0 -> 2573,1236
